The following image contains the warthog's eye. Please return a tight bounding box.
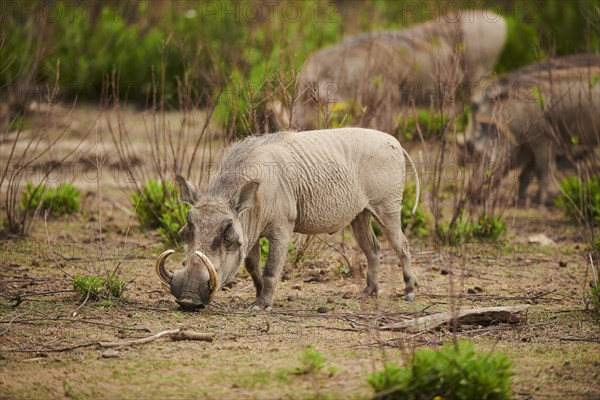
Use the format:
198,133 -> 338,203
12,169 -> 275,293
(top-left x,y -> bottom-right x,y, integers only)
223,219 -> 236,247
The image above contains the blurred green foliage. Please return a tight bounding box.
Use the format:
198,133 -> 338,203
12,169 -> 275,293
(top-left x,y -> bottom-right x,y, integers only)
1,0 -> 598,117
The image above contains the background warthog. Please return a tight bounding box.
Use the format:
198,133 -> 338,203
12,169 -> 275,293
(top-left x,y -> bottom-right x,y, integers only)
465,53 -> 600,205
286,9 -> 506,132
156,128 -> 419,310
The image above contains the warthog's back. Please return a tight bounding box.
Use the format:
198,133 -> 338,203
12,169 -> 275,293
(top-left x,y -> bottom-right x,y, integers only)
216,128 -> 409,234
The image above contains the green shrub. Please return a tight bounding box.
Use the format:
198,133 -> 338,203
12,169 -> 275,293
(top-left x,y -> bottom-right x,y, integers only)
555,176 -> 600,225
473,214 -> 506,242
367,341 -> 514,400
43,183 -> 81,216
21,182 -> 81,216
73,273 -> 126,301
132,180 -> 190,245
401,184 -> 429,238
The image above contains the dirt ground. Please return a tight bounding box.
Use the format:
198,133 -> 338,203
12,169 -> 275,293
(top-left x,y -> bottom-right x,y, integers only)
0,104 -> 599,399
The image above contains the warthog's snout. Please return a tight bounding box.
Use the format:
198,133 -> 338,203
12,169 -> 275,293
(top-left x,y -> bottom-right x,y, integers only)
155,249 -> 219,310
175,298 -> 205,310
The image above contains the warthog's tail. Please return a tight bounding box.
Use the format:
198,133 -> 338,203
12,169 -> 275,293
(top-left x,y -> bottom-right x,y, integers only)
401,147 -> 420,216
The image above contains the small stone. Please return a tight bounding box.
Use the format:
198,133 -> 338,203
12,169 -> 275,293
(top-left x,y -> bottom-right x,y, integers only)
292,284 -> 302,290
327,298 -> 335,304
287,294 -> 298,302
317,306 -> 330,313
474,286 -> 484,292
558,261 -> 567,268
467,288 -> 477,294
440,269 -> 450,275
342,292 -> 352,299
528,233 -> 556,247
101,350 -> 119,359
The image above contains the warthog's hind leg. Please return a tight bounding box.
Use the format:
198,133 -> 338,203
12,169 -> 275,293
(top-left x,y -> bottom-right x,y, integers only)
350,209 -> 381,297
374,205 -> 418,301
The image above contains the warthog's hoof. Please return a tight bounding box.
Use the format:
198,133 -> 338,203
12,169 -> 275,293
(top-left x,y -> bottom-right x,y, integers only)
248,301 -> 273,311
358,286 -> 378,299
404,292 -> 415,301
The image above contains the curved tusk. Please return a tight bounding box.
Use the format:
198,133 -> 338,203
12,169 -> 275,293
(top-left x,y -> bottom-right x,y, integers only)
194,251 -> 219,300
155,249 -> 175,290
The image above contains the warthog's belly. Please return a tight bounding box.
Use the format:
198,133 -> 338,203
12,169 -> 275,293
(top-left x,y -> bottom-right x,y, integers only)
290,160 -> 366,235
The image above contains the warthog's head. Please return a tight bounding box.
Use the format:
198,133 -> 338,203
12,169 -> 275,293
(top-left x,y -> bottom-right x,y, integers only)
464,102 -> 504,165
155,175 -> 259,310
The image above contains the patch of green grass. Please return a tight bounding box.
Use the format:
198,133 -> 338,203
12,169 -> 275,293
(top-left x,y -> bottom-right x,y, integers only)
293,346 -> 326,375
367,341 -> 514,400
232,369 -> 272,389
73,273 -> 126,301
21,181 -> 81,216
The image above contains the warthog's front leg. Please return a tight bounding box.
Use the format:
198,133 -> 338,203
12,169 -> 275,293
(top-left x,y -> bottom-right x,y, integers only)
249,230 -> 291,311
244,241 -> 262,297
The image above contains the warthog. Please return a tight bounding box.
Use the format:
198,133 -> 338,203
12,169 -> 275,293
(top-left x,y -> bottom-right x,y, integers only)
287,9 -> 506,132
465,53 -> 600,205
155,128 -> 419,310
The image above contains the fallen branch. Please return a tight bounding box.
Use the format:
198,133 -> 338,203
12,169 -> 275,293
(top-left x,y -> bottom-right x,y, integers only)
171,331 -> 215,342
379,305 -> 530,333
99,327 -> 215,348
99,328 -> 182,348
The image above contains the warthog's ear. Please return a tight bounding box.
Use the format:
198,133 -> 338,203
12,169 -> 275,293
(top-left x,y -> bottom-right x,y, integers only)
233,180 -> 260,214
176,174 -> 200,205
